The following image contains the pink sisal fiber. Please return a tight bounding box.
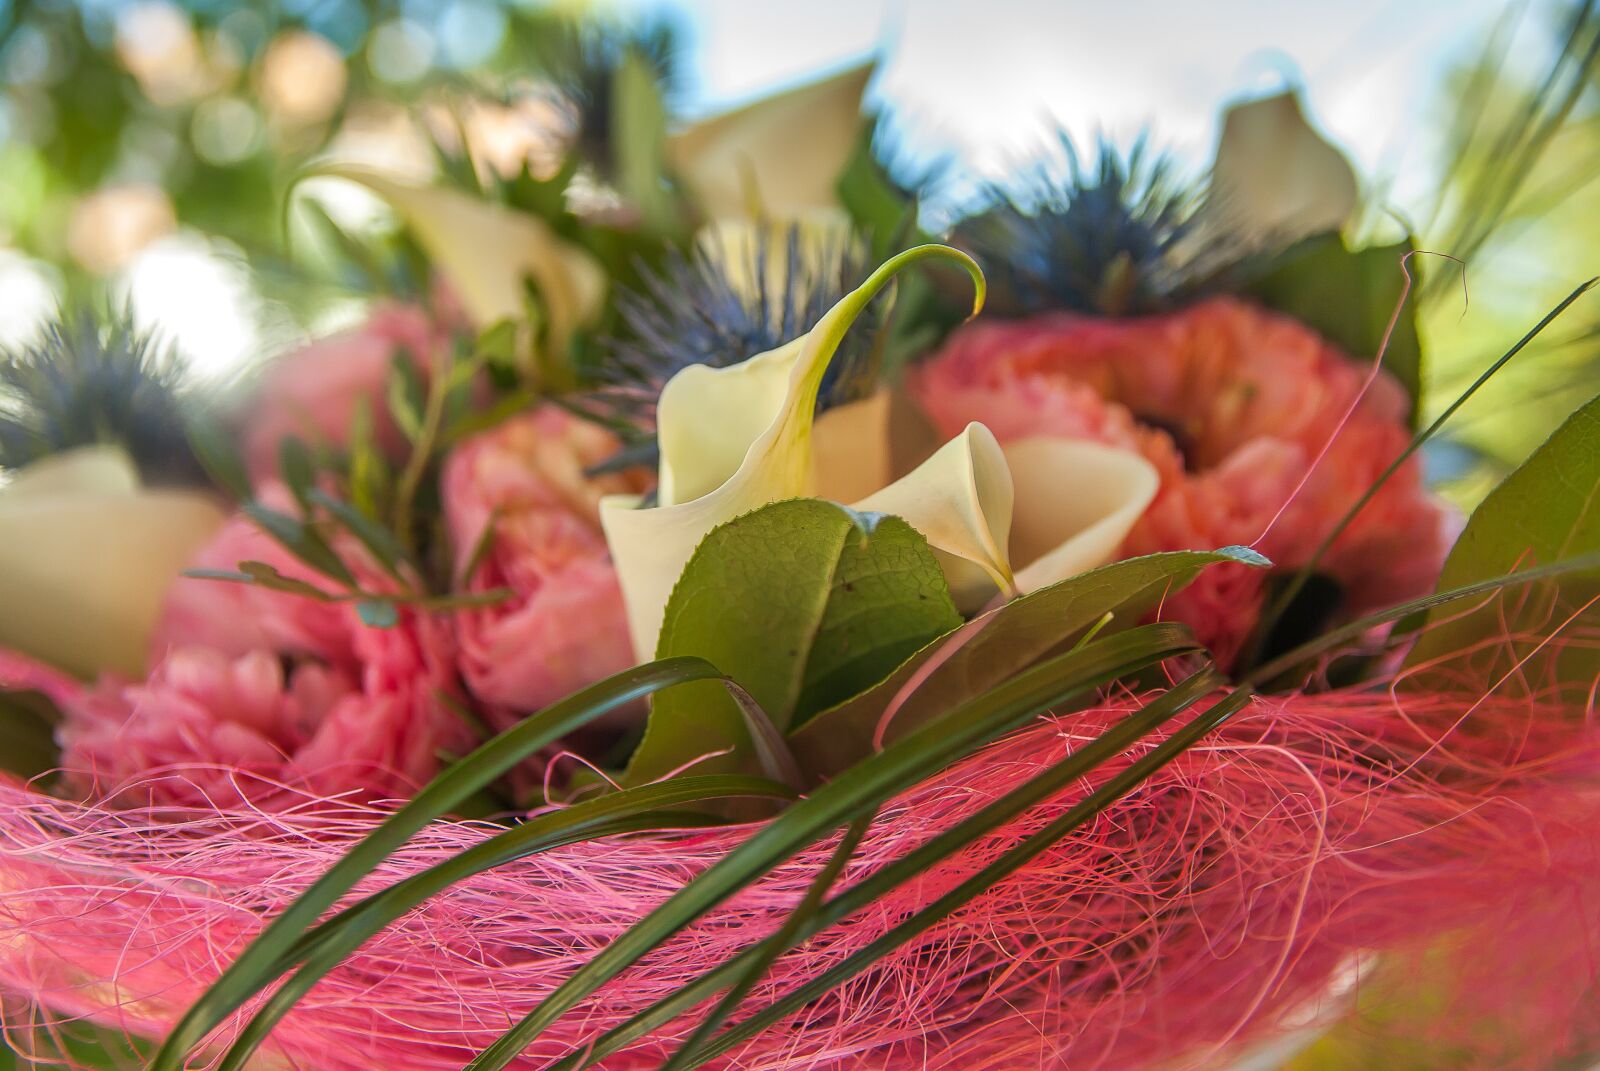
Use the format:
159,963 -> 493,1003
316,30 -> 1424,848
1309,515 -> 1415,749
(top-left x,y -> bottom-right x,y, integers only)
2,673 -> 1600,1069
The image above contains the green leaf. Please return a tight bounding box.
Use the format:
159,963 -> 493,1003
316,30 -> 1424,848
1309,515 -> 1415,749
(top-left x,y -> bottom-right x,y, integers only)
385,352 -> 427,442
835,123 -> 916,262
0,689 -> 61,780
277,437 -> 317,513
242,503 -> 357,587
624,500 -> 961,786
150,657 -> 729,1071
347,396 -> 392,520
1243,233 -> 1423,424
184,413 -> 252,501
790,547 -> 1268,777
1403,392 -> 1600,689
307,488 -> 408,580
184,561 -> 338,602
612,47 -> 676,232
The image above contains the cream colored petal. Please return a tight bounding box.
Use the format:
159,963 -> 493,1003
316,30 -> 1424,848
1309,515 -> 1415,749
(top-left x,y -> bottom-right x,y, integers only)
669,63 -> 873,220
1208,91 -> 1358,243
602,244 -> 983,658
853,423 -> 1015,609
319,166 -> 606,348
812,390 -> 893,503
0,448 -> 225,679
1006,438 -> 1160,594
1,445 -> 139,499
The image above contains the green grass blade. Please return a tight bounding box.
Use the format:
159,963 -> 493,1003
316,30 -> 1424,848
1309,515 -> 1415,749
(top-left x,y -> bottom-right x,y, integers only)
150,656 -> 726,1071
673,684 -> 1255,1069
1244,549 -> 1600,687
465,624 -> 1200,1070
549,668 -> 1224,1070
217,776 -> 796,1071
1249,278 -> 1597,658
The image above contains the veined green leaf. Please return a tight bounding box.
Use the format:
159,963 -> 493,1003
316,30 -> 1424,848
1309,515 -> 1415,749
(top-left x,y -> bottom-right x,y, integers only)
546,668 -> 1230,1071
464,623 -> 1199,1070
1403,391 -> 1600,690
1244,233 -> 1423,424
149,657 -> 727,1071
215,775 -> 795,1071
790,547 -> 1267,777
625,499 -> 960,786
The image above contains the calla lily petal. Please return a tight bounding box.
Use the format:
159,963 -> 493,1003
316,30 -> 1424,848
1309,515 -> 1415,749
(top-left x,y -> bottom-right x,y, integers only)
601,244 -> 984,658
319,166 -> 606,348
670,62 -> 873,220
853,423 -> 1016,609
1208,90 -> 1358,243
0,446 -> 225,679
1006,438 -> 1161,593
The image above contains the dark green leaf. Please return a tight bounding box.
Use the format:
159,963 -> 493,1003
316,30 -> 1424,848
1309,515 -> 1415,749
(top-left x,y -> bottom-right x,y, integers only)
611,48 -> 675,232
242,503 -> 357,587
625,500 -> 960,786
385,353 -> 427,442
347,396 -> 392,520
277,437 -> 316,513
1404,391 -> 1600,689
790,547 -> 1268,777
307,489 -> 408,580
1244,233 -> 1423,424
836,123 -> 915,262
184,413 -> 251,501
0,689 -> 61,780
191,561 -> 337,602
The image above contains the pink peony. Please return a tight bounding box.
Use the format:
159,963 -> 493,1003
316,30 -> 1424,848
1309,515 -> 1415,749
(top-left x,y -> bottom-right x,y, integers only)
60,486 -> 476,808
442,406 -> 651,719
916,297 -> 1452,665
244,303 -> 448,480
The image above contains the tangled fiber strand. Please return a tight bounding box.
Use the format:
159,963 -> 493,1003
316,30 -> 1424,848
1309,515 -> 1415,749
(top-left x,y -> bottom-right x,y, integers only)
2,679 -> 1600,1070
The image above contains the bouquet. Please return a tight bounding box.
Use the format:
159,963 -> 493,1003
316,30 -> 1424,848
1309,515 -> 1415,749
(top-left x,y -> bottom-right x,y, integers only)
1,30 -> 1599,1071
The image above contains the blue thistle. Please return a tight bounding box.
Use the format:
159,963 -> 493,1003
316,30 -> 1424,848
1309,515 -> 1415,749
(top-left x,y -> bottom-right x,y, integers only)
0,310 -> 211,486
953,137 -> 1222,317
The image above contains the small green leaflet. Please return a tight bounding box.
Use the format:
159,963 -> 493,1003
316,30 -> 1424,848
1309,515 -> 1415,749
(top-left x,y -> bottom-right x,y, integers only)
0,689 -> 61,780
1243,232 -> 1423,426
1404,391 -> 1600,690
790,547 -> 1269,777
624,499 -> 962,786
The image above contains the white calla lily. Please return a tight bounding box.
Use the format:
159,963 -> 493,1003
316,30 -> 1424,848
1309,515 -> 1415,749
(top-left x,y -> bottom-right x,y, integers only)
0,446 -> 225,679
669,62 -> 873,220
319,166 -> 607,350
1207,90 -> 1358,243
601,244 -> 1164,658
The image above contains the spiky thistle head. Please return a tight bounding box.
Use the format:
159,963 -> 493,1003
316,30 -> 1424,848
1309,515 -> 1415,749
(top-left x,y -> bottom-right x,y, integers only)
953,136 -> 1222,318
547,17 -> 681,179
604,223 -> 879,400
0,309 -> 210,486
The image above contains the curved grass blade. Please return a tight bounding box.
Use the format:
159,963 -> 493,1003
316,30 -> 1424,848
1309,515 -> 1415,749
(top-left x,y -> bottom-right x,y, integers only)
673,683 -> 1255,1069
150,656 -> 727,1071
1243,548 -> 1600,686
549,667 -> 1224,1070
657,813 -> 875,1071
1250,277 -> 1597,657
217,776 -> 796,1071
465,623 -> 1199,1071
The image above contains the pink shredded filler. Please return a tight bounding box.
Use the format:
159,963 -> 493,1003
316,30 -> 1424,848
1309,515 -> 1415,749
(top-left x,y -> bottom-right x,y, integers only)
3,642 -> 1600,1070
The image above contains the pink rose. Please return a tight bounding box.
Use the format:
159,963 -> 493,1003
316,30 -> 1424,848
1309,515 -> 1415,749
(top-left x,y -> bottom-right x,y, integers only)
64,484 -> 477,808
244,303 -> 447,480
442,407 -> 652,719
916,297 -> 1451,666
